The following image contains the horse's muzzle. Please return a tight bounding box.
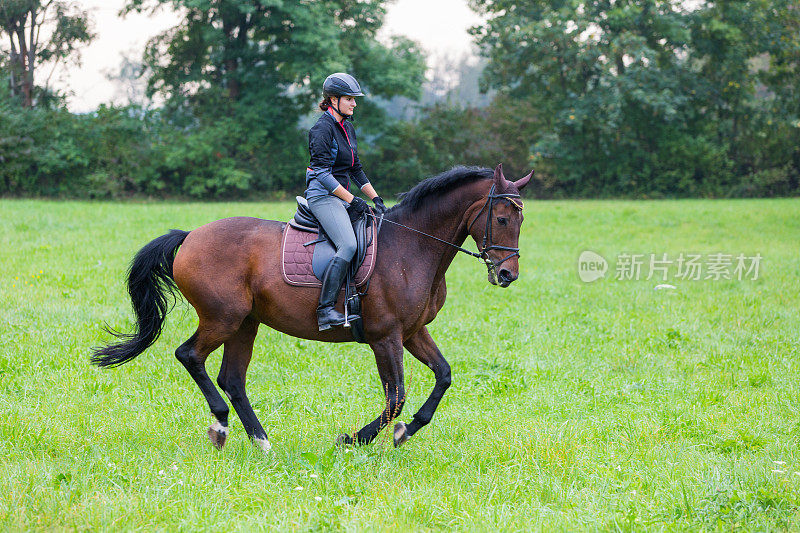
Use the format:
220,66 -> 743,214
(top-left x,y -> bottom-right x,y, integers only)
496,268 -> 518,288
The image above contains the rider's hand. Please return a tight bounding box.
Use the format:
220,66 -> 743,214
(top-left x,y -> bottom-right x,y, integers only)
372,196 -> 387,215
347,196 -> 369,217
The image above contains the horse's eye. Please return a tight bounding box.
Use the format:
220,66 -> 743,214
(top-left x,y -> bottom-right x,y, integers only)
497,217 -> 508,226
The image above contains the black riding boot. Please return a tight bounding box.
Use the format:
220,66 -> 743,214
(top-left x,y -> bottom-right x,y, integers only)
317,257 -> 360,331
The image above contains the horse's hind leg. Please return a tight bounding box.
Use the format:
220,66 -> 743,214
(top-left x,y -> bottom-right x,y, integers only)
394,326 -> 451,447
175,327 -> 231,448
217,316 -> 271,452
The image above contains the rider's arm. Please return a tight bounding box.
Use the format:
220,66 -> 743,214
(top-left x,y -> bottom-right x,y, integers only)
360,183 -> 379,201
331,185 -> 355,203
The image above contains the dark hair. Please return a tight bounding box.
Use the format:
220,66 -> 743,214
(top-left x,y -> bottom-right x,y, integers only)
318,95 -> 333,111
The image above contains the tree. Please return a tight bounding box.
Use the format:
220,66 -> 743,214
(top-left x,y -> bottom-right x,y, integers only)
469,0 -> 800,197
121,0 -> 426,195
123,0 -> 424,115
0,0 -> 94,108
688,0 -> 800,195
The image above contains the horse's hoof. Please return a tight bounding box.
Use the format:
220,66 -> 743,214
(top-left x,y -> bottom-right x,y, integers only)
207,422 -> 228,449
393,422 -> 410,447
253,436 -> 272,453
336,433 -> 355,447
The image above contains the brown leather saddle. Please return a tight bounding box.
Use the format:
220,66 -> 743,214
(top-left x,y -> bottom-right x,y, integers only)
281,197 -> 377,287
281,197 -> 378,343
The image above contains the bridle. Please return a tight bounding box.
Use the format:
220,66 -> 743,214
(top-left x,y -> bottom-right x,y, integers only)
465,183 -> 524,283
369,183 -> 524,283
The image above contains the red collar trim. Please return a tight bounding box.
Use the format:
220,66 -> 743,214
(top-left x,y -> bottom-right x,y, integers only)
326,108 -> 344,124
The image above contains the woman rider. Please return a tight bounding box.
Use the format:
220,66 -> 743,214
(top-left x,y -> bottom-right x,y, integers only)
305,72 -> 387,331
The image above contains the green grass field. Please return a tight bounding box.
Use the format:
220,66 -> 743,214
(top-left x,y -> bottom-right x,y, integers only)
1,198 -> 799,531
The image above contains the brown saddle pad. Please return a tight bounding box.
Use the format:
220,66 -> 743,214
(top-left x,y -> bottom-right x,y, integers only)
281,218 -> 377,287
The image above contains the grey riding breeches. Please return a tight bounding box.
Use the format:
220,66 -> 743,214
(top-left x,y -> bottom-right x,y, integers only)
307,194 -> 357,262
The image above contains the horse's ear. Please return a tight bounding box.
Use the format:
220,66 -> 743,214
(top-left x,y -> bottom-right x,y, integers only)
513,170 -> 534,190
493,163 -> 505,186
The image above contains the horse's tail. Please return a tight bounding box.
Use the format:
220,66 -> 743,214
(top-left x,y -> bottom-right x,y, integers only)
91,229 -> 190,368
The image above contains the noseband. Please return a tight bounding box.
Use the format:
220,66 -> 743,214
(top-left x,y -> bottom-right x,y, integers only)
466,184 -> 524,282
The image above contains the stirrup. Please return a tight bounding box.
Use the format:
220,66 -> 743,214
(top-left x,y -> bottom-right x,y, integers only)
342,306 -> 361,329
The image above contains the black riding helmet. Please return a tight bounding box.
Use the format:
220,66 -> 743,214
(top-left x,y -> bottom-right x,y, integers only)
323,73 -> 365,97
323,73 -> 364,119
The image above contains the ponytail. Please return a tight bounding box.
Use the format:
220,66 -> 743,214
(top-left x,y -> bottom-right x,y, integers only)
319,96 -> 333,111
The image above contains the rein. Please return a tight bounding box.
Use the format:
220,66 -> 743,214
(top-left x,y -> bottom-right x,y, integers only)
367,184 -> 524,282
368,214 -> 483,259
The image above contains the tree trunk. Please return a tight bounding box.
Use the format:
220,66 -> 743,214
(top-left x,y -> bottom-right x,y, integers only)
6,8 -> 35,108
220,9 -> 251,102
7,33 -> 20,98
25,8 -> 36,108
615,55 -> 626,76
16,24 -> 32,108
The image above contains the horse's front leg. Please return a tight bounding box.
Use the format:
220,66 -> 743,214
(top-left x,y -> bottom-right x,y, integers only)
338,334 -> 405,446
393,326 -> 451,447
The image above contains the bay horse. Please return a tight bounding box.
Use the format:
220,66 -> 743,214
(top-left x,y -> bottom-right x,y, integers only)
92,164 -> 531,450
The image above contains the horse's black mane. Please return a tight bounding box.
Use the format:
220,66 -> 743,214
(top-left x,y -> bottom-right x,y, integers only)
392,166 -> 493,212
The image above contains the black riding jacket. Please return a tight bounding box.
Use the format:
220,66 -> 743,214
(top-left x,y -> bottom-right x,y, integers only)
304,109 -> 370,199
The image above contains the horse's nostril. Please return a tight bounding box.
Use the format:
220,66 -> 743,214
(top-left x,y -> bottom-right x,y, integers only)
499,270 -> 517,283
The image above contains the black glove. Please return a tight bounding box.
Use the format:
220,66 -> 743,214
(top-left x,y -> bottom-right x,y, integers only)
372,196 -> 387,215
347,196 -> 369,221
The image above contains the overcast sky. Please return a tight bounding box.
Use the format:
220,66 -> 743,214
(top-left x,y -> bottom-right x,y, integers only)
57,0 -> 484,112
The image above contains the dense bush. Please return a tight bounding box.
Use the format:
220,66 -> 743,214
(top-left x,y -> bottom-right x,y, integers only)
1,94 -> 797,200
0,96 -> 307,199
362,96 -> 541,193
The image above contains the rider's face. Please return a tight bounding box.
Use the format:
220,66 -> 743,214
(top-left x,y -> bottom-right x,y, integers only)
332,95 -> 357,116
